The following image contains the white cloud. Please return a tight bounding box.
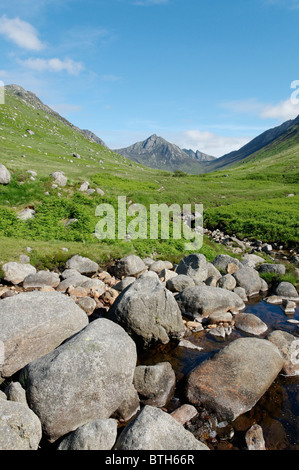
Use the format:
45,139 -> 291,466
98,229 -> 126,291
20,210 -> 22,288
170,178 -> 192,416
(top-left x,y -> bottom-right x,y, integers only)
223,96 -> 299,122
18,57 -> 84,75
0,15 -> 45,50
175,130 -> 251,158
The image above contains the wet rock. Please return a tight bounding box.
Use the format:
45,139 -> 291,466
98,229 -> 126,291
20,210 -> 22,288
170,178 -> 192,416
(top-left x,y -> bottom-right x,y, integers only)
133,362 -> 176,407
245,424 -> 266,450
267,330 -> 299,376
66,254 -> 99,275
233,266 -> 262,296
264,295 -> 283,305
281,299 -> 297,315
234,313 -> 268,336
58,419 -> 118,450
185,338 -> 284,423
166,274 -> 195,293
176,253 -> 208,284
23,270 -> 60,288
24,318 -> 137,442
0,400 -> 42,450
108,277 -> 185,348
2,261 -> 36,285
0,291 -> 88,377
114,405 -> 210,450
175,285 -> 245,319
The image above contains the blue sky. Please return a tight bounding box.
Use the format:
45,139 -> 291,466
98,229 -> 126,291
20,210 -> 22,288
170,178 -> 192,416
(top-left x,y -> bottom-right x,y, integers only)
1,0 -> 299,156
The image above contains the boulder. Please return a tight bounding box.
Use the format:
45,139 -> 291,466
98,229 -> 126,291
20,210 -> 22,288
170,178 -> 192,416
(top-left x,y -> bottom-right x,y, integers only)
112,255 -> 146,278
176,254 -> 208,284
185,338 -> 284,423
114,277 -> 136,292
166,274 -> 195,293
258,263 -> 286,276
234,313 -> 268,336
267,330 -> 299,376
0,163 -> 11,185
133,362 -> 176,407
170,404 -> 198,425
65,254 -> 99,274
4,382 -> 28,406
274,282 -> 299,302
112,384 -> 140,423
212,254 -> 242,272
233,266 -> 262,296
175,285 -> 245,319
108,277 -> 185,348
245,424 -> 266,451
149,260 -> 167,274
77,297 -> 97,315
242,254 -> 265,268
114,406 -> 209,450
0,400 -> 42,450
217,274 -> 237,291
24,318 -> 137,442
0,291 -> 88,377
233,287 -> 248,302
56,273 -> 91,292
2,261 -> 36,285
50,171 -> 68,187
23,270 -> 60,288
58,419 -> 118,450
17,208 -> 35,220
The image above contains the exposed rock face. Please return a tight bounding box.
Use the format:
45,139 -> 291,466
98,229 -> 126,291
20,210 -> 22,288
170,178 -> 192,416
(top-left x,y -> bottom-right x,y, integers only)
175,285 -> 245,319
185,338 -> 284,423
24,318 -> 137,442
114,405 -> 210,450
108,277 -> 185,347
0,291 -> 88,377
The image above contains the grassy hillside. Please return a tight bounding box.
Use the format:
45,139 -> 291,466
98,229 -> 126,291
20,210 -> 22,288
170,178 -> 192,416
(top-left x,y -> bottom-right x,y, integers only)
0,86 -> 298,269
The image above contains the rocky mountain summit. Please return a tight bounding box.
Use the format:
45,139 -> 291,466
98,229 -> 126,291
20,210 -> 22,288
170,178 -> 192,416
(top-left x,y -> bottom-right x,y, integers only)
115,134 -> 214,174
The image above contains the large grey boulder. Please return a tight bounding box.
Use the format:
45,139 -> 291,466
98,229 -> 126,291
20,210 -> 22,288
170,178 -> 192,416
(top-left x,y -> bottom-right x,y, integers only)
185,338 -> 284,423
133,362 -> 176,407
56,273 -> 91,292
2,261 -> 36,285
166,274 -> 195,293
233,266 -> 262,296
23,270 -> 60,288
24,318 -> 137,442
0,291 -> 88,377
0,400 -> 42,450
114,405 -> 209,450
176,253 -> 208,284
212,254 -> 242,272
65,254 -> 99,274
58,419 -> 118,450
108,277 -> 185,348
0,163 -> 11,185
267,330 -> 299,376
112,255 -> 146,278
217,274 -> 237,291
274,282 -> 299,302
50,171 -> 68,187
175,285 -> 245,319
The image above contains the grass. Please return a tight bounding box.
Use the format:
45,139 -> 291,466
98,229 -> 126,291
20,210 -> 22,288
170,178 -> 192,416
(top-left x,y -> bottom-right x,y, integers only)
0,86 -> 298,270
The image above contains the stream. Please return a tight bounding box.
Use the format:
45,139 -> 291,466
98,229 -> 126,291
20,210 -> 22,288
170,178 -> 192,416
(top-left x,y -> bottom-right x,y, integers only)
138,295 -> 299,450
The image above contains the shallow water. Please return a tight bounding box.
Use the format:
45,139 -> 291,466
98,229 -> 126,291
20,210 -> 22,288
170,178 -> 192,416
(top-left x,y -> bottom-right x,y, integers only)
138,297 -> 299,450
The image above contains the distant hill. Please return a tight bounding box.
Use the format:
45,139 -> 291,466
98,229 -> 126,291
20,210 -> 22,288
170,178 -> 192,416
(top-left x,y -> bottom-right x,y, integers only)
182,148 -> 216,162
114,134 -> 214,174
204,114 -> 299,172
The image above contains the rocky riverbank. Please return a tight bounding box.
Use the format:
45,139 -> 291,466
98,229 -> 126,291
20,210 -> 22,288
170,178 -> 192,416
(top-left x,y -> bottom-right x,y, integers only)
0,251 -> 298,450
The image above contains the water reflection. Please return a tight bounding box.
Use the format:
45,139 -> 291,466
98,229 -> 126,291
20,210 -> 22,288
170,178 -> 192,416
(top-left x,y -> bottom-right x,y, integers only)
138,298 -> 299,450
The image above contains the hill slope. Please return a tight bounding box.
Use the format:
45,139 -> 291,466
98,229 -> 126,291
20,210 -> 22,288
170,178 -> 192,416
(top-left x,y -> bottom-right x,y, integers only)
204,114 -> 299,172
114,134 -> 212,174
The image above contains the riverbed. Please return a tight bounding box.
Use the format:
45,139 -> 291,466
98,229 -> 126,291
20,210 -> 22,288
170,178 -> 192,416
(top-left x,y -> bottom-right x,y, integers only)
138,296 -> 299,450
